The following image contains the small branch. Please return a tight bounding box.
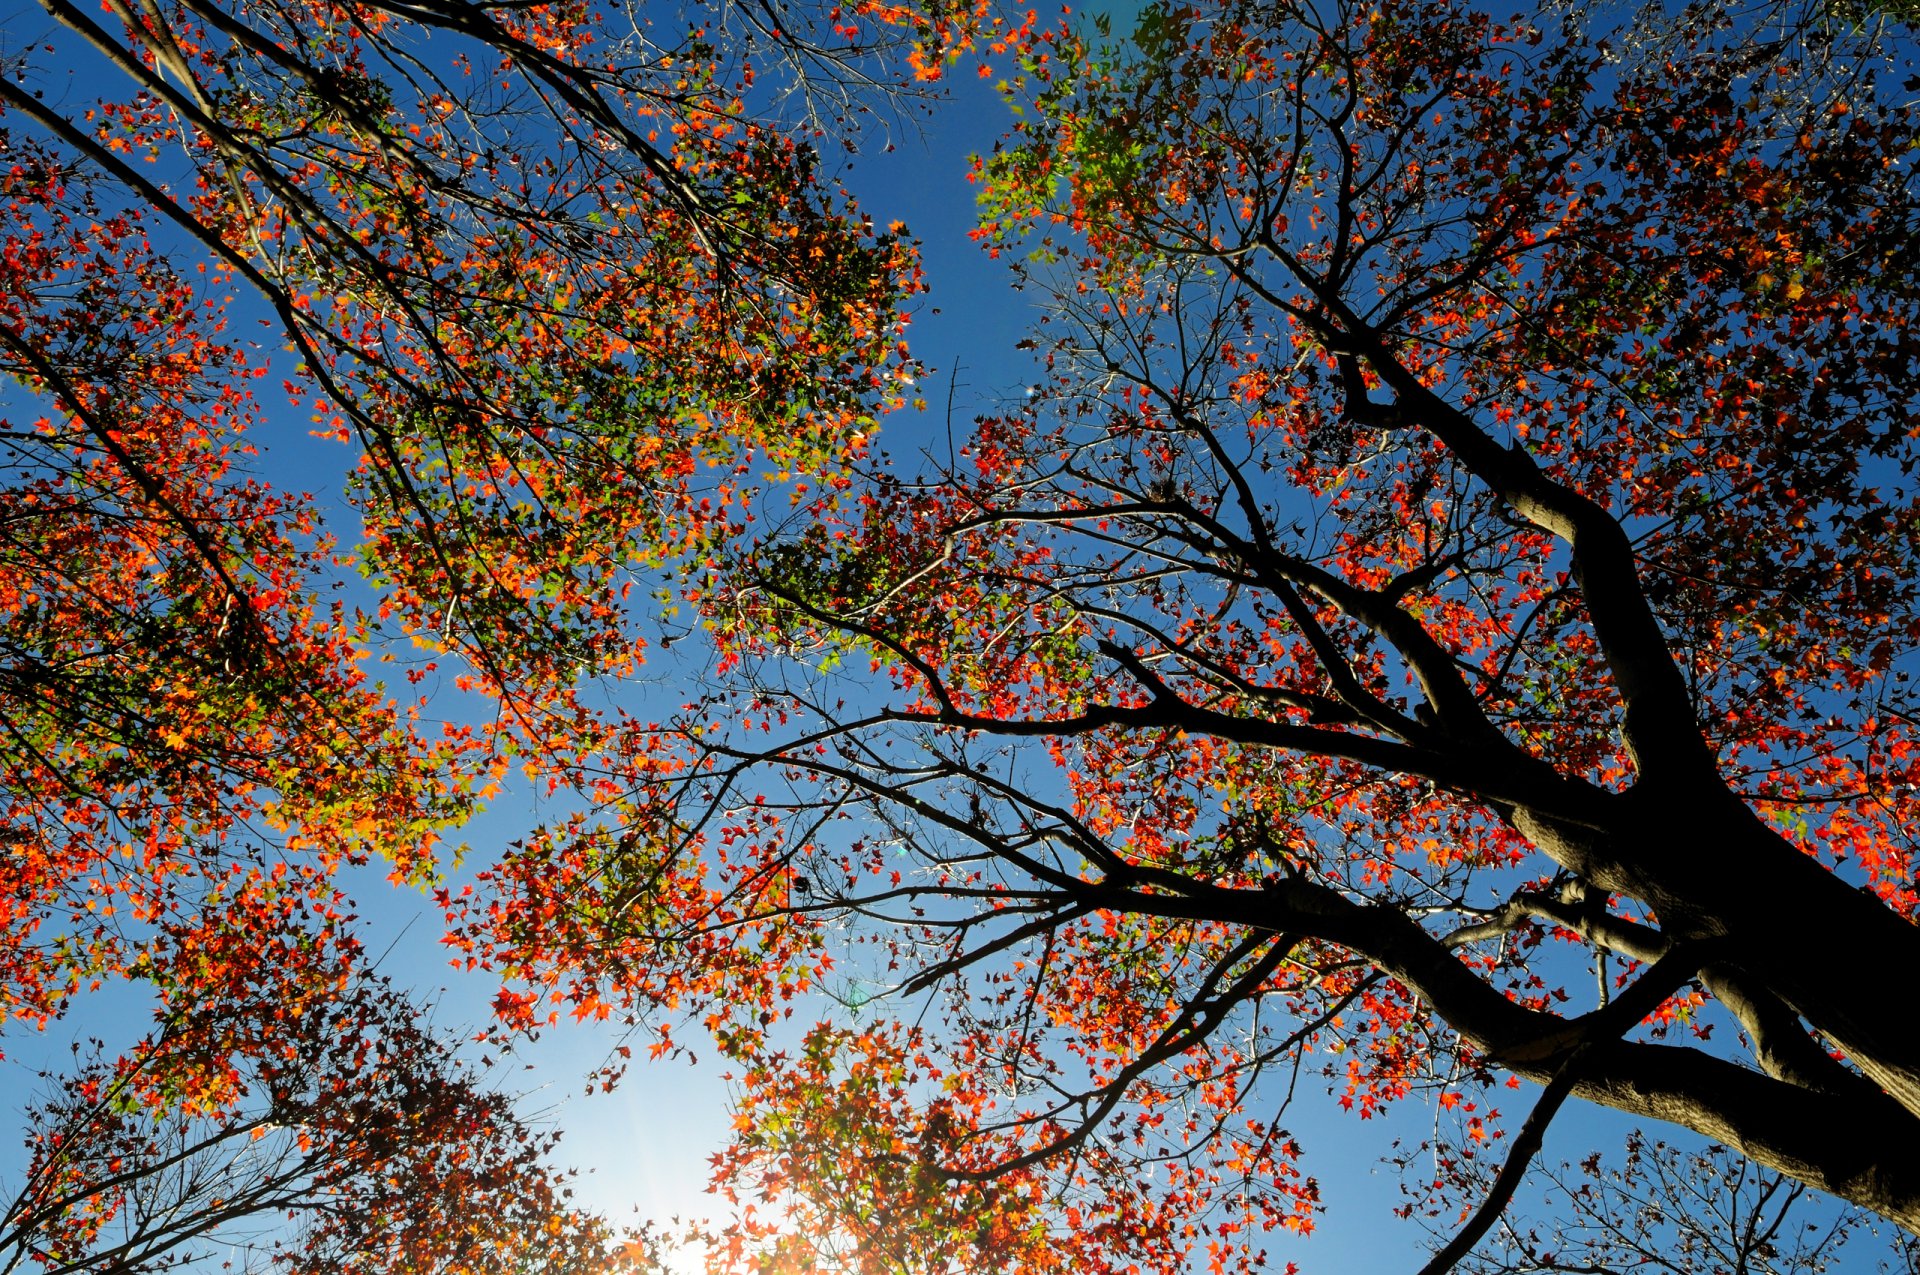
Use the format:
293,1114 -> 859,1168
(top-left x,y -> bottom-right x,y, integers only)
1422,943 -> 1721,1275
1416,1052 -> 1584,1275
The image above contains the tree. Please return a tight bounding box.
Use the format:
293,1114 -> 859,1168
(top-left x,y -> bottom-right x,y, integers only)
1,922 -> 628,1275
446,0 -> 1920,1270
1394,1130 -> 1920,1275
0,0 -> 917,991
1,0 -> 922,1266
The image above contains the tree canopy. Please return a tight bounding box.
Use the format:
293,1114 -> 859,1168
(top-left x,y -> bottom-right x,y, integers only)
1,0 -> 918,1266
454,0 -> 1920,1269
5,0 -> 1920,1271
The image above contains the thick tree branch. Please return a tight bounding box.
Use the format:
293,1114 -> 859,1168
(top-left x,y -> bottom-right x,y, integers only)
1447,888 -> 1880,1098
1346,329 -> 1714,788
1063,872 -> 1920,1230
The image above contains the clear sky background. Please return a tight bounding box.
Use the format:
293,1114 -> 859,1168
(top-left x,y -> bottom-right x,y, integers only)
0,3 -> 1896,1270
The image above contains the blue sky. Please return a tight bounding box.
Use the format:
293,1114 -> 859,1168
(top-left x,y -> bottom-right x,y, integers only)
0,2 -> 1904,1270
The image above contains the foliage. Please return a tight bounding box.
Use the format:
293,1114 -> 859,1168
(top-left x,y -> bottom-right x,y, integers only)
10,0 -> 1920,1270
0,928 -> 630,1275
446,0 -> 1920,1270
1,0 -> 922,1267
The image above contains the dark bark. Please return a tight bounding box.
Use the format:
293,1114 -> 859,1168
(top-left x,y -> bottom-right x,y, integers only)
1008,841 -> 1920,1230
